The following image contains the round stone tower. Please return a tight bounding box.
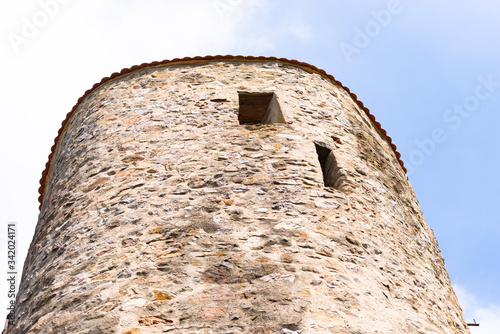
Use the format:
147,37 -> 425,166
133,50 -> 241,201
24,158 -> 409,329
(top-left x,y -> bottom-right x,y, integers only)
12,56 -> 468,333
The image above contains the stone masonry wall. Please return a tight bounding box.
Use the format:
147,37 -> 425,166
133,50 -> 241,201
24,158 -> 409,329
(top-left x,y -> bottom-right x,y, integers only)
13,60 -> 468,333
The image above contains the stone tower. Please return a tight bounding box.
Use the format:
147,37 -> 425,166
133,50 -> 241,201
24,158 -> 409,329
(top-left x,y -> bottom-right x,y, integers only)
11,56 -> 468,333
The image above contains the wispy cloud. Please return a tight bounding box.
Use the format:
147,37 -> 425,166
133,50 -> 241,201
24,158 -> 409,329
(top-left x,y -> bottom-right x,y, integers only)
287,20 -> 312,42
454,284 -> 500,333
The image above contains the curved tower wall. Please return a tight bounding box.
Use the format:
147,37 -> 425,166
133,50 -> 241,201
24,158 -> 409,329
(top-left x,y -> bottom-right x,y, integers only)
13,59 -> 468,333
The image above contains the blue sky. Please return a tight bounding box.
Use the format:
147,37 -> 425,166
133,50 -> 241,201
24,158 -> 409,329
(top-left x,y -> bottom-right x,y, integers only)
1,0 -> 499,331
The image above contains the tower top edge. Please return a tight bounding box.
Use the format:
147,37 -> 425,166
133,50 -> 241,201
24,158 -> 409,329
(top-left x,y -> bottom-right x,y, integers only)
37,55 -> 407,210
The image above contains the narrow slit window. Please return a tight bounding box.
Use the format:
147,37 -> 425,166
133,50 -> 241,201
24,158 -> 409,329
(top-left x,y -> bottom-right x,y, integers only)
314,141 -> 343,189
238,92 -> 285,124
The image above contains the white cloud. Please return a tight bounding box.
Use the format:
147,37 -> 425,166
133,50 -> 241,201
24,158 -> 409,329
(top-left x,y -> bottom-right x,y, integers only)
454,284 -> 500,333
287,21 -> 312,41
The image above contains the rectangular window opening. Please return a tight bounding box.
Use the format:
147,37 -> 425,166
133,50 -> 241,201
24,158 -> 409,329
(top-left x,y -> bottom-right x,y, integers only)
314,141 -> 343,189
238,92 -> 285,124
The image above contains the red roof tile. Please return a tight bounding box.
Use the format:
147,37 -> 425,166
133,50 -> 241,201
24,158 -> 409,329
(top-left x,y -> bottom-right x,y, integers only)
37,55 -> 407,210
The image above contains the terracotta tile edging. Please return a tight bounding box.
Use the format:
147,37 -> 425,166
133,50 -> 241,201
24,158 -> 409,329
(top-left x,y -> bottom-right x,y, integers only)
37,55 -> 407,210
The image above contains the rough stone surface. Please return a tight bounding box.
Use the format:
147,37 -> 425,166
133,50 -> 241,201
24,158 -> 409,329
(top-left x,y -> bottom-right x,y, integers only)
12,60 -> 468,333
